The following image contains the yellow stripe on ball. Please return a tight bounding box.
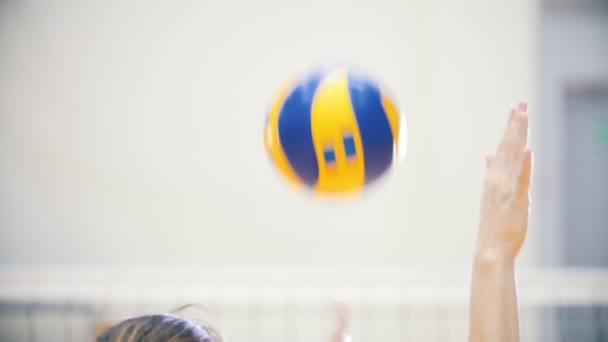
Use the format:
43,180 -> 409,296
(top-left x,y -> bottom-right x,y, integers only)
311,69 -> 366,194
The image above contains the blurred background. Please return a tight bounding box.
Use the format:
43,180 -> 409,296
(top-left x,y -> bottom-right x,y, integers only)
0,0 -> 606,341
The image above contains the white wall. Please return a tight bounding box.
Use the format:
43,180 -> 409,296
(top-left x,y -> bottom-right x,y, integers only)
0,0 -> 537,267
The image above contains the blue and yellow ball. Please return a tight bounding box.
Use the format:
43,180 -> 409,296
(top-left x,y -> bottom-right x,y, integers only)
264,67 -> 404,196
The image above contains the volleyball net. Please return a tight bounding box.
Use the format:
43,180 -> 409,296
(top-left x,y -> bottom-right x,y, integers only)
1,267 -> 607,341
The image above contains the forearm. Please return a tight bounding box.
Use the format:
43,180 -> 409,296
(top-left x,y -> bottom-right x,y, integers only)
468,250 -> 520,342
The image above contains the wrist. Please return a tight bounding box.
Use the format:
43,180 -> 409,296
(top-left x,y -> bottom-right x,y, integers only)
473,248 -> 516,270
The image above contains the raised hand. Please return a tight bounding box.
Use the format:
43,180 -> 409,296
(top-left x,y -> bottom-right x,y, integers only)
469,101 -> 532,342
477,101 -> 532,261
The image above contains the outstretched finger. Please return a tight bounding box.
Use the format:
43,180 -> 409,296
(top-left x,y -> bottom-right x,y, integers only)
495,102 -> 529,175
518,101 -> 528,113
499,102 -> 529,155
519,149 -> 533,193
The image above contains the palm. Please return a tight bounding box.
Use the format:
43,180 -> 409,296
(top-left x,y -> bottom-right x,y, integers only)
478,102 -> 532,259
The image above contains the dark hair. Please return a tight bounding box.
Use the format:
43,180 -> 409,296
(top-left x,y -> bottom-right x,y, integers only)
96,313 -> 220,342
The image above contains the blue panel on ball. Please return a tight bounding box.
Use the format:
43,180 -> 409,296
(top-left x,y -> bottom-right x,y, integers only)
343,135 -> 357,158
347,73 -> 394,184
324,149 -> 337,164
278,72 -> 326,186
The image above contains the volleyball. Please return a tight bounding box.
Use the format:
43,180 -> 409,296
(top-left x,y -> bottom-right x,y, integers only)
264,67 -> 406,195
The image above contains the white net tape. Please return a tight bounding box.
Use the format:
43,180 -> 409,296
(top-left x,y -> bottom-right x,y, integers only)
1,267 -> 607,341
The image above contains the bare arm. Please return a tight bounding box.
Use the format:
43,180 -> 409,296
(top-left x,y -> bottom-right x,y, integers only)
469,251 -> 520,342
469,102 -> 532,342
